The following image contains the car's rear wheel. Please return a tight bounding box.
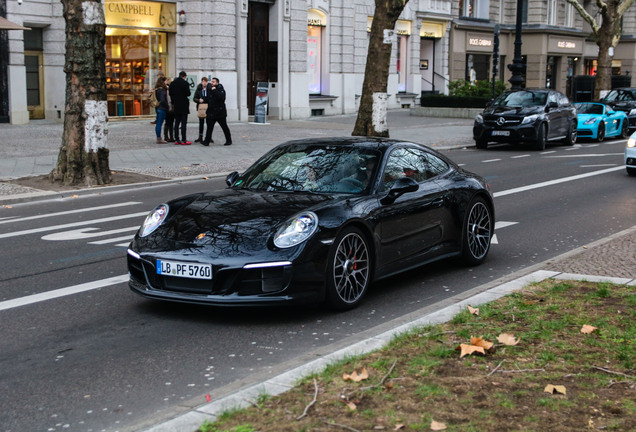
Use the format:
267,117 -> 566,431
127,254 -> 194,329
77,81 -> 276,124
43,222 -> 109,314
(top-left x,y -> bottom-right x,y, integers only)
535,123 -> 547,150
461,197 -> 493,265
326,227 -> 371,310
620,120 -> 629,139
475,138 -> 488,149
597,122 -> 605,142
627,167 -> 636,176
563,120 -> 577,146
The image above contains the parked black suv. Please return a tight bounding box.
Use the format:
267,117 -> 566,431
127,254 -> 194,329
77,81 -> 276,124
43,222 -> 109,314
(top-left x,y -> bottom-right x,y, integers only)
473,89 -> 578,150
601,88 -> 636,131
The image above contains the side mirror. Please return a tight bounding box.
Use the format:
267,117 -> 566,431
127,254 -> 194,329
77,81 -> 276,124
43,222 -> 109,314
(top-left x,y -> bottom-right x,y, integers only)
380,177 -> 419,205
548,101 -> 559,109
226,171 -> 239,187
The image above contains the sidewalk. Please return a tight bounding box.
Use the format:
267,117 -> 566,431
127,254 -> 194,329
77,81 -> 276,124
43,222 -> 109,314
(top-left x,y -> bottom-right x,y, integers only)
1,110 -> 635,432
0,110 -> 473,197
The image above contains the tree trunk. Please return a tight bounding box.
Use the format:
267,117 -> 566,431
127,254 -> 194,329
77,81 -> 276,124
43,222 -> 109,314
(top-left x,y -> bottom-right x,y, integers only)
593,3 -> 617,100
352,0 -> 408,137
50,0 -> 110,186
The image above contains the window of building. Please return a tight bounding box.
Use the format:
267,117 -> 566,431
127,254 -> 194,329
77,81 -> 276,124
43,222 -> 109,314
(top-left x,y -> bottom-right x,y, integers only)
105,28 -> 168,117
565,3 -> 574,27
308,9 -> 326,95
548,0 -> 557,25
546,56 -> 557,89
397,35 -> 408,92
466,54 -> 491,83
521,0 -> 528,23
459,0 -> 490,19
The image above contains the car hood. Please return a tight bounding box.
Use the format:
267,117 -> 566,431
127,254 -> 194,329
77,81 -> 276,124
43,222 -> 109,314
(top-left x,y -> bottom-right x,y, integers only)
133,188 -> 336,257
483,105 -> 544,117
577,113 -> 600,122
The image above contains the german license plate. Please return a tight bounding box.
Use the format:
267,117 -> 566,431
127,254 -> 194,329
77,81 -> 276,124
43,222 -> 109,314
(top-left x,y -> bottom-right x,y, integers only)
492,130 -> 510,136
157,259 -> 212,280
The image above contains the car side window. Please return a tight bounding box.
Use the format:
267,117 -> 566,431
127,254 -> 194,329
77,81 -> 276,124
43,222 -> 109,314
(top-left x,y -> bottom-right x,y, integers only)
558,93 -> 570,107
548,92 -> 559,106
381,147 -> 447,189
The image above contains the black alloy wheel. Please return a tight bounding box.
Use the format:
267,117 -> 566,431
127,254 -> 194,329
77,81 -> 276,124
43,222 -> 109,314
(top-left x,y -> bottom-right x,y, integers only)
461,197 -> 493,265
620,120 -> 629,139
326,227 -> 371,310
597,122 -> 605,142
563,120 -> 577,146
535,123 -> 547,150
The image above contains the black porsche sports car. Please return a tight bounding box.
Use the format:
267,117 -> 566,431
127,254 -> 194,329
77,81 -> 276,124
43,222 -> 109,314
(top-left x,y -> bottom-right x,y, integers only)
127,137 -> 495,310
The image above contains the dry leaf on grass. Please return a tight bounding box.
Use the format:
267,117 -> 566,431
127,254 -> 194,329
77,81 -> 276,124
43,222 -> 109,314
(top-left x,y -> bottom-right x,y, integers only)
581,324 -> 597,334
470,336 -> 493,350
430,420 -> 447,430
497,333 -> 520,346
339,399 -> 357,410
342,367 -> 369,382
544,384 -> 567,395
458,343 -> 485,358
394,424 -> 405,430
467,305 -> 479,315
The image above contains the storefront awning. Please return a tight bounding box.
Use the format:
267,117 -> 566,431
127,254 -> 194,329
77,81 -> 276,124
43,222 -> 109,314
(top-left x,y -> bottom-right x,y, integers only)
0,16 -> 30,30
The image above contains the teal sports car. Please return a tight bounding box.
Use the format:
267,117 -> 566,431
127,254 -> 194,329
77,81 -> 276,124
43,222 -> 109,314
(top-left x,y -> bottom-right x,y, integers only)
574,102 -> 629,142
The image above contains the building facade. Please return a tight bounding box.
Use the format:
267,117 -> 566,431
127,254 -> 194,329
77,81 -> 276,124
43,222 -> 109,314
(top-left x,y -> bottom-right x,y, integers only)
1,0 -> 635,125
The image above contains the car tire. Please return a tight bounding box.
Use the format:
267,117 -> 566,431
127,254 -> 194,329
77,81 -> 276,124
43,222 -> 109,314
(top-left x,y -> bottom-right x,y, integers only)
326,227 -> 372,310
627,167 -> 636,176
620,120 -> 629,139
597,122 -> 605,142
563,120 -> 577,146
535,123 -> 547,150
461,197 -> 493,266
475,138 -> 488,149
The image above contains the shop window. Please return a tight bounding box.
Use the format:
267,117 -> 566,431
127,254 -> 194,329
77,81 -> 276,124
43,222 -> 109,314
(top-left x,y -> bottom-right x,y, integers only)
397,35 -> 408,92
466,54 -> 490,83
308,9 -> 326,95
546,56 -> 557,89
105,28 -> 168,117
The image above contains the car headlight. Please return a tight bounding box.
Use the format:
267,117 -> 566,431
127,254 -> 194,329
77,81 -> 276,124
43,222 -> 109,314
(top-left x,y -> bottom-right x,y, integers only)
521,114 -> 539,125
628,136 -> 636,148
474,114 -> 484,124
140,204 -> 169,237
274,212 -> 318,248
584,118 -> 598,125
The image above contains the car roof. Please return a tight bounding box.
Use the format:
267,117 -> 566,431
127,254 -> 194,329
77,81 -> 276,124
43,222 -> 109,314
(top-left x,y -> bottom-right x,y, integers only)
275,136 -> 427,152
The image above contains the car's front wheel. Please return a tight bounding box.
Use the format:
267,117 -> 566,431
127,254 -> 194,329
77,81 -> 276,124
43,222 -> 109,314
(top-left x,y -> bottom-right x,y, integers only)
461,197 -> 493,265
597,122 -> 605,142
535,123 -> 547,150
326,227 -> 372,310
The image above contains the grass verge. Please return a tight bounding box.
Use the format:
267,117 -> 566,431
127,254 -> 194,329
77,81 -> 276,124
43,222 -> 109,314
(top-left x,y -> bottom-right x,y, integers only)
197,279 -> 636,432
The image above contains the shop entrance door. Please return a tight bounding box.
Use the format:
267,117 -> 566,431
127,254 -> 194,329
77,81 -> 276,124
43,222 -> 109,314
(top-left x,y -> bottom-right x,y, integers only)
420,38 -> 435,94
247,2 -> 270,115
25,51 -> 44,119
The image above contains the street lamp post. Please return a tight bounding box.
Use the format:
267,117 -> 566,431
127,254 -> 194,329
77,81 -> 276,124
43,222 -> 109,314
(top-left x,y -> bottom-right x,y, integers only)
508,0 -> 525,89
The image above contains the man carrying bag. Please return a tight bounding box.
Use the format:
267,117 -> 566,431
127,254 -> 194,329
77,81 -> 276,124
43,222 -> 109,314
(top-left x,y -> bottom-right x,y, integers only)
193,77 -> 211,143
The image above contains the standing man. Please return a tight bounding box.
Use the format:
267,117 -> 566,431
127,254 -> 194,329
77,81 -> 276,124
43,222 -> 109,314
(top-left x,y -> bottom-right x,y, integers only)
201,77 -> 233,146
193,77 -> 211,143
169,71 -> 192,145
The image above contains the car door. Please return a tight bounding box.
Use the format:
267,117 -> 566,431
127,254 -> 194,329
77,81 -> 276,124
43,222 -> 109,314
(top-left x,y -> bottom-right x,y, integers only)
374,147 -> 452,275
547,91 -> 566,138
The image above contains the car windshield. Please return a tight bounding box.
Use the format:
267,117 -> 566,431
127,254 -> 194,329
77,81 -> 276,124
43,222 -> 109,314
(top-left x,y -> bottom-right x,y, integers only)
575,103 -> 604,115
233,145 -> 381,194
602,90 -> 635,102
493,91 -> 547,107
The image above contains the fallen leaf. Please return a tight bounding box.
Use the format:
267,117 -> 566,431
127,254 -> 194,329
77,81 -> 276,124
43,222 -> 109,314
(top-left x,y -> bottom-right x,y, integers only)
470,336 -> 493,350
339,399 -> 357,410
544,384 -> 567,395
343,367 -> 369,382
467,305 -> 479,315
497,333 -> 520,346
394,424 -> 405,430
581,325 -> 597,334
430,420 -> 447,430
459,343 -> 485,358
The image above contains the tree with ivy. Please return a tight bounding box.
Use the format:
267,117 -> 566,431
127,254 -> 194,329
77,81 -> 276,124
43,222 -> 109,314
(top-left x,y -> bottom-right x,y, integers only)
352,0 -> 410,137
50,0 -> 111,186
566,0 -> 635,100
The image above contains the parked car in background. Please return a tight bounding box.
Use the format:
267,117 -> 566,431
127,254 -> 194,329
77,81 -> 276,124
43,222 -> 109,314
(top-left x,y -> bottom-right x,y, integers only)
574,102 -> 629,142
473,88 -> 577,150
127,137 -> 495,311
626,131 -> 636,176
601,88 -> 636,131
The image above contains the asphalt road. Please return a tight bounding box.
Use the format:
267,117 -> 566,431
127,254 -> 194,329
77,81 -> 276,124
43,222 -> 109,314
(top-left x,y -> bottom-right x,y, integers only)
1,137 -> 634,432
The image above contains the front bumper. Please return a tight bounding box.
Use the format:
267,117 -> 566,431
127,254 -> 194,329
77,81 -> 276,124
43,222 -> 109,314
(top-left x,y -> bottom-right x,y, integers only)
473,122 -> 540,144
625,146 -> 636,168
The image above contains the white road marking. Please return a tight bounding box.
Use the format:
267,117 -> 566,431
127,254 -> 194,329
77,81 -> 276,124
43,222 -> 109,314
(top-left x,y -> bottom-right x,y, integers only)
42,226 -> 139,241
89,235 -> 135,245
492,221 -> 518,245
541,150 -> 557,154
580,164 -> 619,168
546,153 -> 623,158
0,275 -> 129,311
511,154 -> 531,159
482,159 -> 502,163
493,166 -> 624,198
0,202 -> 142,225
0,211 -> 148,239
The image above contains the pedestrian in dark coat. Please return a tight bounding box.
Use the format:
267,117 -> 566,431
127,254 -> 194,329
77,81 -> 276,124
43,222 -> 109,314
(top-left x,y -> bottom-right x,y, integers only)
169,71 -> 192,145
193,77 -> 211,143
201,77 -> 233,146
